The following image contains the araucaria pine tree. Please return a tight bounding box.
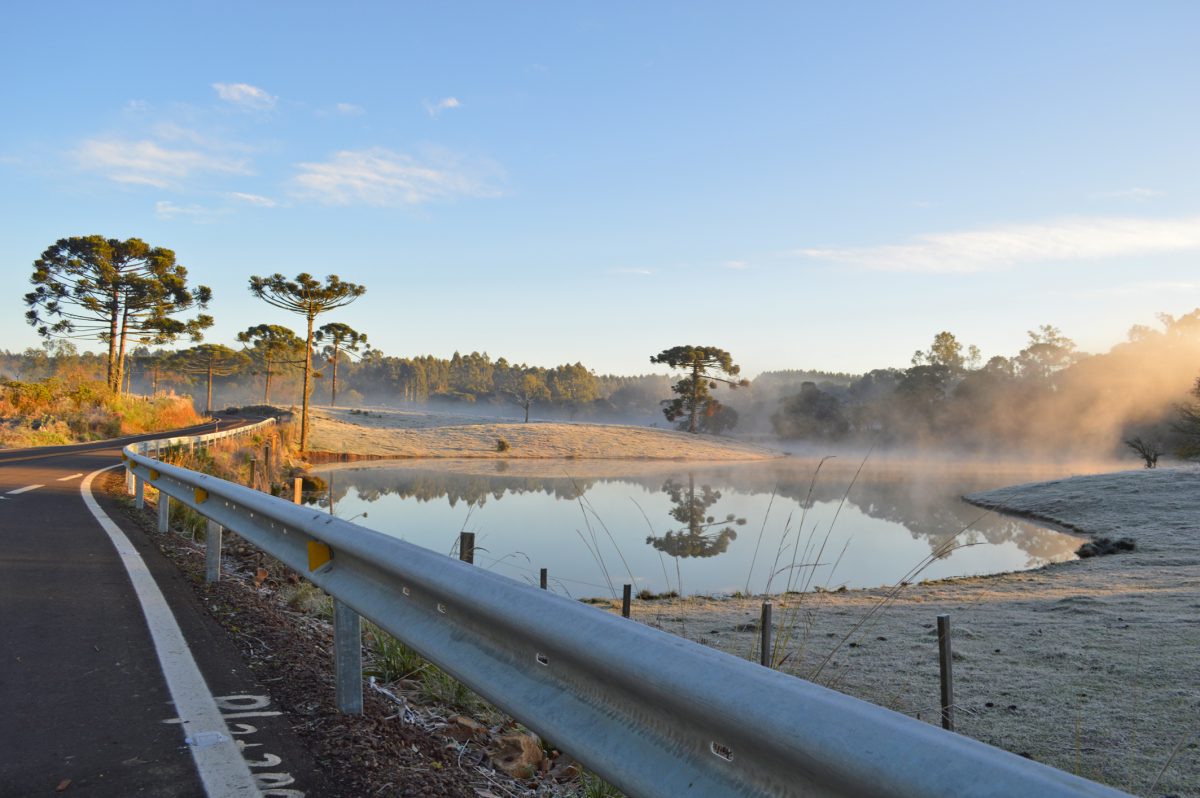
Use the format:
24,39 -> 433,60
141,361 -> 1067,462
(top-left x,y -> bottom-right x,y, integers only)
25,236 -> 213,392
248,274 -> 365,450
237,324 -> 306,405
313,322 -> 368,407
650,345 -> 749,434
171,344 -> 250,414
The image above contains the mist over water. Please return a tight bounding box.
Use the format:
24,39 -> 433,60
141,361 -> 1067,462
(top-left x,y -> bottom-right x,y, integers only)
725,314 -> 1200,461
310,456 -> 1102,597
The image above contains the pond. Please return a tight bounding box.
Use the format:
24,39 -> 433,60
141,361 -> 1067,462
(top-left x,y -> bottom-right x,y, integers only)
308,457 -> 1095,598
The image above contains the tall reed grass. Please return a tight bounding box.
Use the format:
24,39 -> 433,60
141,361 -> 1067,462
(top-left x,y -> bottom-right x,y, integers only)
733,449 -> 989,686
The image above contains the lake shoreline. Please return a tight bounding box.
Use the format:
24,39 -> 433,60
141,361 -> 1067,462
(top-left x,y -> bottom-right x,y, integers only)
311,453 -> 1092,596
305,405 -> 783,461
602,466 -> 1199,796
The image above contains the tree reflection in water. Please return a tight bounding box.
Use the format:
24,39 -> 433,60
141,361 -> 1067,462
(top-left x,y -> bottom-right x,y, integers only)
308,459 -> 1088,594
646,475 -> 747,558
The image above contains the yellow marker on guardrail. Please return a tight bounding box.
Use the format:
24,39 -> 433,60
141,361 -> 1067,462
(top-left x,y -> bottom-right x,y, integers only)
308,541 -> 333,572
149,469 -> 160,481
194,487 -> 208,504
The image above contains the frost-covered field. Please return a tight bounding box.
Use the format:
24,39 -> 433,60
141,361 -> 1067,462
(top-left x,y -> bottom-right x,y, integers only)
305,405 -> 781,461
613,466 -> 1200,797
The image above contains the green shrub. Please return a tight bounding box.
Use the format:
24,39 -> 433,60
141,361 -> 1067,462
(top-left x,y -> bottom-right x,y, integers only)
580,771 -> 625,798
363,621 -> 427,682
420,666 -> 482,713
278,581 -> 333,617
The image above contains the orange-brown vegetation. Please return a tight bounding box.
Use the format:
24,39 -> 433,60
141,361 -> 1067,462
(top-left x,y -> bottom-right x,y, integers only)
0,378 -> 203,448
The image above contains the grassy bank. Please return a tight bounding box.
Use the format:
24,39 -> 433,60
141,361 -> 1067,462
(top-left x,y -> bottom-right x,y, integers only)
0,378 -> 203,448
306,405 -> 782,460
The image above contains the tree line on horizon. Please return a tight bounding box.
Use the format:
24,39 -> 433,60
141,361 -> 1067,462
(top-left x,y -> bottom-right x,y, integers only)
10,315 -> 1200,460
10,233 -> 1200,460
757,315 -> 1200,460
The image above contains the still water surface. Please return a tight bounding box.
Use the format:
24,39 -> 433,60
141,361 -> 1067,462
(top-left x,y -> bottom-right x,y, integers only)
310,458 -> 1092,598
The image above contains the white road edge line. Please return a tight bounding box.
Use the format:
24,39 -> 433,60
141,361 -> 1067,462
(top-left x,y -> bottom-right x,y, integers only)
57,473 -> 85,482
7,484 -> 44,495
81,465 -> 258,797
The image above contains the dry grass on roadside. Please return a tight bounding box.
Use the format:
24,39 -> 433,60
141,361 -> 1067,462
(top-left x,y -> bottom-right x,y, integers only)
0,378 -> 202,448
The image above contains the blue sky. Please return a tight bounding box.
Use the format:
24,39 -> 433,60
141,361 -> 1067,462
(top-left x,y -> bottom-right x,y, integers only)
2,1 -> 1198,377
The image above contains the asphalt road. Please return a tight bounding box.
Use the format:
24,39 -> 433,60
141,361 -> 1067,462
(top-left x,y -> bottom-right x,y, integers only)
0,419 -> 319,797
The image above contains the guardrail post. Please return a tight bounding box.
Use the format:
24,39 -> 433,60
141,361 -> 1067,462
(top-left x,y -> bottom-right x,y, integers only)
540,567 -> 548,589
205,520 -> 223,583
938,613 -> 955,731
459,532 -> 475,564
125,465 -> 135,495
333,599 -> 363,714
135,476 -> 145,509
760,601 -> 773,667
157,492 -> 170,533
622,584 -> 632,618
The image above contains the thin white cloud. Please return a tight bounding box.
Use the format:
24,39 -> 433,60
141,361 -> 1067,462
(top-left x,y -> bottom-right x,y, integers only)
1089,187 -> 1164,202
74,138 -> 250,188
796,215 -> 1200,273
1080,280 -> 1200,299
292,147 -> 502,206
152,123 -> 228,148
229,192 -> 277,207
316,102 -> 365,118
154,200 -> 228,221
723,259 -> 749,270
611,267 -> 654,276
212,82 -> 277,110
424,96 -> 461,117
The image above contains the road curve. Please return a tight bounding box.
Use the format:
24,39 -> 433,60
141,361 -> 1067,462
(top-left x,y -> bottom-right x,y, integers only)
0,417 -> 320,797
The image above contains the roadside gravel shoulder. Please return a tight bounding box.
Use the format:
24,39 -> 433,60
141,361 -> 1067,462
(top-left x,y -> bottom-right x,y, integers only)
100,471 -> 515,798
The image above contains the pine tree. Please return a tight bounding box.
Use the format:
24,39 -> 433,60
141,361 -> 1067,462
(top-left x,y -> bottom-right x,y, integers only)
171,345 -> 250,414
25,236 -> 212,392
248,273 -> 365,449
237,324 -> 306,405
313,322 -> 368,407
650,346 -> 748,433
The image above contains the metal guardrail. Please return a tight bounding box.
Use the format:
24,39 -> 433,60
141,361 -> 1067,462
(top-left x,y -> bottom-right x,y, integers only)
123,430 -> 1130,798
130,416 -> 276,457
124,417 -> 275,497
